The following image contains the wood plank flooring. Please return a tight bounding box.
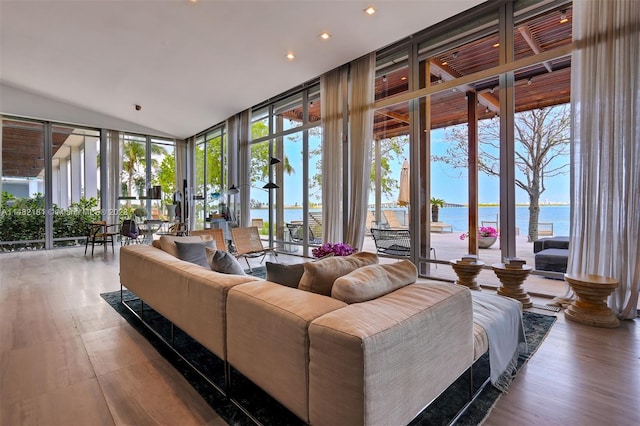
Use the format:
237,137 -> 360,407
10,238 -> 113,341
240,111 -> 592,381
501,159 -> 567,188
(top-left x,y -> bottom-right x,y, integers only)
1,246 -> 638,426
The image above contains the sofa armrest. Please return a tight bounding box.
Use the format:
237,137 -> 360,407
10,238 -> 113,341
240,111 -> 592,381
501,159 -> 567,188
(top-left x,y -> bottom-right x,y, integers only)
226,282 -> 347,422
308,282 -> 473,426
119,244 -> 260,359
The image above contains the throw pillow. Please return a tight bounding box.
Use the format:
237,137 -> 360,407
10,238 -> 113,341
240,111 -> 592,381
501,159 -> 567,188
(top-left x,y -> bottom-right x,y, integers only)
174,240 -> 216,268
298,251 -> 379,296
331,260 -> 417,303
159,235 -> 214,257
265,261 -> 305,288
205,247 -> 246,275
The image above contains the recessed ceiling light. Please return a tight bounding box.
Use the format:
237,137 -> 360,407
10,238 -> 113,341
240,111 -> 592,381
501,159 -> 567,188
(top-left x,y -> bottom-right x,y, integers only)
188,0 -> 198,3
320,32 -> 331,40
441,61 -> 448,66
493,43 -> 500,48
400,76 -> 407,81
364,6 -> 376,15
286,53 -> 296,60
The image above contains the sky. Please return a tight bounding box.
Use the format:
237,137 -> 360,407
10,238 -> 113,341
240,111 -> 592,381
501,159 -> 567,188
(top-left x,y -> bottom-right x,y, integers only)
250,123 -> 571,207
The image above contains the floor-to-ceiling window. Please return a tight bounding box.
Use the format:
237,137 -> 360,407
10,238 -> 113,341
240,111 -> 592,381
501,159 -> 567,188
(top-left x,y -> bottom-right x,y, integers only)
249,84 -> 322,256
371,0 -> 572,294
1,118 -> 46,251
118,133 -> 176,219
51,125 -> 101,248
193,126 -> 225,231
1,117 -> 105,251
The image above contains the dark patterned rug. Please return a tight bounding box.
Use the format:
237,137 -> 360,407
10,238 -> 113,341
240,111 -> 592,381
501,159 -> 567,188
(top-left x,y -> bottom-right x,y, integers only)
100,286 -> 556,426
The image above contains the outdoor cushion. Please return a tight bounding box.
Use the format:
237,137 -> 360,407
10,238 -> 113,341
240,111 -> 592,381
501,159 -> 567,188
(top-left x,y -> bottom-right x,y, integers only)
534,248 -> 568,273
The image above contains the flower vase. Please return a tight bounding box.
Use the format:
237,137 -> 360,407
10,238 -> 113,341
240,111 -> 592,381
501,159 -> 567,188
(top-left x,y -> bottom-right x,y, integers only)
478,236 -> 497,249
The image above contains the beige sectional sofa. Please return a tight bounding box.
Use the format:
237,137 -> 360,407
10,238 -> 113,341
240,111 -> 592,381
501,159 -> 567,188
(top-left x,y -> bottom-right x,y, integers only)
119,243 -> 486,426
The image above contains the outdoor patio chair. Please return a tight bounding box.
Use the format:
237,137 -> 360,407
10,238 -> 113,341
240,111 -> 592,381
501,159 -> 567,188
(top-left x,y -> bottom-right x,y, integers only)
382,209 -> 408,229
231,226 -> 278,271
286,223 -> 323,245
370,228 -> 436,265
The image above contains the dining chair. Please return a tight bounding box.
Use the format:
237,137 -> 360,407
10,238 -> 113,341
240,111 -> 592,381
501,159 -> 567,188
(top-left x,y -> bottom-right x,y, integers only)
85,221 -> 117,256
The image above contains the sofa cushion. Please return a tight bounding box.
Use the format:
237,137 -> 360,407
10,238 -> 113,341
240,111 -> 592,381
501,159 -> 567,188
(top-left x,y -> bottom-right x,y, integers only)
265,261 -> 305,288
206,247 -> 246,275
175,240 -> 216,269
159,235 -> 213,257
331,260 -> 417,303
298,251 -> 378,296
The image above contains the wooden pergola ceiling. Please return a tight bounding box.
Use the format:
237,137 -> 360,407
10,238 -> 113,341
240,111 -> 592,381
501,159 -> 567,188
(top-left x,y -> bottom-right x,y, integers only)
2,123 -> 73,178
372,6 -> 573,139
3,6 -> 572,178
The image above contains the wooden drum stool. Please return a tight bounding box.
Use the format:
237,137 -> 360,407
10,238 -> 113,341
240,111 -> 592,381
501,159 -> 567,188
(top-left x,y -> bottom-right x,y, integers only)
450,259 -> 485,291
564,273 -> 619,328
492,263 -> 533,308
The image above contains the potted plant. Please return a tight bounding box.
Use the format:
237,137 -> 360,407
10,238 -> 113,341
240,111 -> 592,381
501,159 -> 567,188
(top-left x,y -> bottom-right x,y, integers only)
311,242 -> 356,258
430,197 -> 445,223
133,206 -> 147,222
460,226 -> 499,249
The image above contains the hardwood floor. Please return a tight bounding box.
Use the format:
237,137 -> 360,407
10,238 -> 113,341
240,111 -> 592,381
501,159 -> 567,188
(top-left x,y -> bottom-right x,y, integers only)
1,246 -> 638,425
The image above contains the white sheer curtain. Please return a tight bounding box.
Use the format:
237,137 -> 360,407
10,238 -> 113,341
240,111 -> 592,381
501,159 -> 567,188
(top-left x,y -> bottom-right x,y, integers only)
106,130 -> 120,225
345,53 -> 375,250
320,67 -> 343,243
237,109 -> 252,228
568,0 -> 640,319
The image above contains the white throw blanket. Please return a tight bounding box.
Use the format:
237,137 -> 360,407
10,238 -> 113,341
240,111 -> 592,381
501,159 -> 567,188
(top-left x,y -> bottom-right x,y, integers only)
472,291 -> 527,392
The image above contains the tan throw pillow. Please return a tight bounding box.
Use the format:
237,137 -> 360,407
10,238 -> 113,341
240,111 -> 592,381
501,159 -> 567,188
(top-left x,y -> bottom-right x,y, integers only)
298,251 -> 378,296
159,235 -> 214,257
331,260 -> 417,303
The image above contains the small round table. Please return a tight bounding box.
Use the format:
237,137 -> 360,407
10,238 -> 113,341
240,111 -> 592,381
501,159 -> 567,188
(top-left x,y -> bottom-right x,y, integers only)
564,273 -> 619,328
492,263 -> 533,308
450,259 -> 485,291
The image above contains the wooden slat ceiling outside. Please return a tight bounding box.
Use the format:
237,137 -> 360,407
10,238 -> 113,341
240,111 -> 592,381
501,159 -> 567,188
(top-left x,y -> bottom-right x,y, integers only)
1,123 -> 72,178
3,6 -> 572,178
373,6 -> 573,140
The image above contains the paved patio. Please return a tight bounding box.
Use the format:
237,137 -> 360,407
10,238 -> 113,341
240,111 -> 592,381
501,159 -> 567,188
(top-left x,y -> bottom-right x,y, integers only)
268,231 -> 568,299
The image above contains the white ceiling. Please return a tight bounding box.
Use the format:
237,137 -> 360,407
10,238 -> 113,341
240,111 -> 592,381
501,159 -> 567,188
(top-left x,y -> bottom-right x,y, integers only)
0,0 -> 484,139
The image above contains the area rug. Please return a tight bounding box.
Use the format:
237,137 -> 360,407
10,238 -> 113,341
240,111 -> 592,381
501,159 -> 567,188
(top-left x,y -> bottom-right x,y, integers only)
100,289 -> 556,426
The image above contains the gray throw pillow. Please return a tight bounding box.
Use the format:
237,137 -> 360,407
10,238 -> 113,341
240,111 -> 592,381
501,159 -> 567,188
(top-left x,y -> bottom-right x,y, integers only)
265,262 -> 305,288
205,247 -> 246,275
174,240 -> 216,268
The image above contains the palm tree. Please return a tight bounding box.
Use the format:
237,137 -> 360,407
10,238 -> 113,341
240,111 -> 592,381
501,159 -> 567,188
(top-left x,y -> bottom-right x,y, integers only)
430,197 -> 445,222
121,140 -> 168,202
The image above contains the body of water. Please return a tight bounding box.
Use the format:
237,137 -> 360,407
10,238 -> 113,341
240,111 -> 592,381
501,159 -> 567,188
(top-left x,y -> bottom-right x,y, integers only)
249,205 -> 570,237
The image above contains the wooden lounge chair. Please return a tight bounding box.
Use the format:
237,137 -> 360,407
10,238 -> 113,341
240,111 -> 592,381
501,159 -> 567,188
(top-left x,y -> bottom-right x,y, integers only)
190,228 -> 227,251
231,226 -> 278,270
308,212 -> 324,240
382,209 -> 408,229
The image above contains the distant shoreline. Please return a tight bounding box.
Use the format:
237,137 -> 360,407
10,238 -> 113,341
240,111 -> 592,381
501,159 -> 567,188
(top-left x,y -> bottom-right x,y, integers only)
252,203 -> 571,210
